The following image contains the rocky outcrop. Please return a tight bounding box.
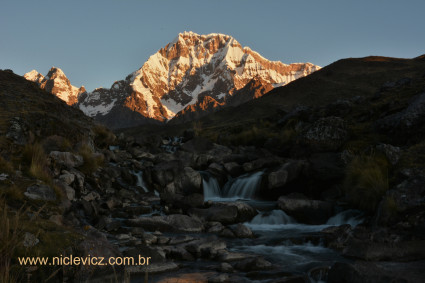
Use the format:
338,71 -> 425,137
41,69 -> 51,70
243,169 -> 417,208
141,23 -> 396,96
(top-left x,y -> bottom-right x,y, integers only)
278,193 -> 333,224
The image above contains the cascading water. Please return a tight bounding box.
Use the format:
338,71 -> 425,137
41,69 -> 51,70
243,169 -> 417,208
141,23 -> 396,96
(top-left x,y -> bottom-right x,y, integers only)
200,171 -> 264,201
222,171 -> 263,199
200,171 -> 221,201
132,170 -> 148,193
326,209 -> 363,227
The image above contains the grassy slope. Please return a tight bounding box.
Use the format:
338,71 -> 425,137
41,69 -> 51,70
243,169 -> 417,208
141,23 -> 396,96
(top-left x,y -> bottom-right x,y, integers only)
121,55 -> 425,140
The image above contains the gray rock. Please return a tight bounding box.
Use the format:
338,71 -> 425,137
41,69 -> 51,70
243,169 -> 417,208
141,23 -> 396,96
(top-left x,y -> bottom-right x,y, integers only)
59,171 -> 75,185
278,194 -> 333,224
24,184 -> 56,201
6,117 -> 28,145
165,214 -> 204,233
23,232 -> 39,247
375,144 -> 401,165
231,223 -> 254,238
49,151 -> 84,168
224,162 -> 242,177
302,116 -> 349,151
189,202 -> 257,224
268,169 -> 288,189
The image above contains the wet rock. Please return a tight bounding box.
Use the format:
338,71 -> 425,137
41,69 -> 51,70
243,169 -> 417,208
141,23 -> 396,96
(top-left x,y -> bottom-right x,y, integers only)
321,224 -> 352,250
230,223 -> 254,238
206,222 -> 225,233
233,257 -> 272,272
219,262 -> 234,273
278,194 -> 333,224
190,202 -> 257,225
268,169 -> 288,189
163,246 -> 195,261
219,228 -> 236,238
243,156 -> 282,172
174,167 -> 203,194
24,183 -> 56,201
49,151 -> 84,168
224,162 -> 243,177
183,236 -> 226,259
302,116 -> 349,151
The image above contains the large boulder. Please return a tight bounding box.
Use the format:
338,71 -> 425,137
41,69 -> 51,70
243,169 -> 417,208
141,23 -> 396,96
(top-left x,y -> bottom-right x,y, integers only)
173,167 -> 203,195
24,183 -> 56,201
278,194 -> 333,224
165,214 -> 204,233
189,202 -> 257,224
49,151 -> 84,168
301,116 -> 349,151
375,92 -> 425,141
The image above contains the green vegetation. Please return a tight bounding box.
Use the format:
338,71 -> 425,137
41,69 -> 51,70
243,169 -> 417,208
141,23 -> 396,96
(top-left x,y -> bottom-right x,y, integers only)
344,154 -> 390,213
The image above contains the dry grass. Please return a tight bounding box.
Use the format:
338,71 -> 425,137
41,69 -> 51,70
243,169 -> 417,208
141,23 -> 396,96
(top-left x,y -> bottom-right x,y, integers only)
22,143 -> 51,183
93,124 -> 116,149
0,156 -> 13,175
0,199 -> 27,283
78,144 -> 105,174
344,154 -> 389,212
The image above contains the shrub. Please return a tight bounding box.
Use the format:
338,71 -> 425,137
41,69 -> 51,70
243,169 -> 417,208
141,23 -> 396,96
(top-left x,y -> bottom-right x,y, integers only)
22,144 -> 51,183
78,144 -> 104,174
42,135 -> 72,153
93,124 -> 116,149
344,154 -> 389,213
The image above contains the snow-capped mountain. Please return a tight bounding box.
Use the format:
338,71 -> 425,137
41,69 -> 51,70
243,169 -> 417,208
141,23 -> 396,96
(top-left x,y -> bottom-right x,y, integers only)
24,67 -> 86,105
79,32 -> 320,128
25,32 -> 320,128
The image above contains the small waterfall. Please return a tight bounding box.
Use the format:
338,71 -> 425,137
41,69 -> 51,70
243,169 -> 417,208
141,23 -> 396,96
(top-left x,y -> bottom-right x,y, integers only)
326,209 -> 363,227
250,210 -> 295,225
222,171 -> 263,200
109,145 -> 120,151
132,170 -> 148,193
200,171 -> 221,201
200,171 -> 263,201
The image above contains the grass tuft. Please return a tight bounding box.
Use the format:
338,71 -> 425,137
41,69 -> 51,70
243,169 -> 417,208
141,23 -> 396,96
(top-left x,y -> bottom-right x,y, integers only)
344,154 -> 389,213
78,144 -> 104,174
22,144 -> 51,183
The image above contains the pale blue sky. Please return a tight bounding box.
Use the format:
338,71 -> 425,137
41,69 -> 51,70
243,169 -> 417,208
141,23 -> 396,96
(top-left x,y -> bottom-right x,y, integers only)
1,0 -> 424,91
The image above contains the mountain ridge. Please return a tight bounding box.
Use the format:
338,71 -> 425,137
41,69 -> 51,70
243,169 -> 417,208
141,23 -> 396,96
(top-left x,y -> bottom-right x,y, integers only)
25,32 -> 320,129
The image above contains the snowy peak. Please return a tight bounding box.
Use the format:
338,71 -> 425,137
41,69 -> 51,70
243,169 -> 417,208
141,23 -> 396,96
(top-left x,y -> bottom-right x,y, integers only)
118,31 -> 319,122
24,67 -> 86,105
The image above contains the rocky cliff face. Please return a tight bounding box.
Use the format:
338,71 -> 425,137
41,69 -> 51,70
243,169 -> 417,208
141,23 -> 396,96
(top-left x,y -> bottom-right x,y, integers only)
24,67 -> 86,106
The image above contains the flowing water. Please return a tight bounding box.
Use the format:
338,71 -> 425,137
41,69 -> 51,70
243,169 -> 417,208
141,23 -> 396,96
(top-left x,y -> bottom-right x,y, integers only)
201,172 -> 363,282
